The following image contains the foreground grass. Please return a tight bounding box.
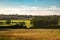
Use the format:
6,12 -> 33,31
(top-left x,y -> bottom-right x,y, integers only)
0,29 -> 60,40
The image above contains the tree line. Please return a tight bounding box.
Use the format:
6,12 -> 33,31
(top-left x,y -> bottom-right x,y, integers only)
0,15 -> 59,29
30,15 -> 58,29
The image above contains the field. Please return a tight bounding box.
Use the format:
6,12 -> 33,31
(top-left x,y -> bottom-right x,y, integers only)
0,19 -> 60,40
11,20 -> 31,28
0,29 -> 60,40
0,20 -> 31,28
0,18 -> 60,27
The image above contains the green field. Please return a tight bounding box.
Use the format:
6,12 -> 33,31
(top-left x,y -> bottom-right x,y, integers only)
0,20 -> 31,28
11,20 -> 31,28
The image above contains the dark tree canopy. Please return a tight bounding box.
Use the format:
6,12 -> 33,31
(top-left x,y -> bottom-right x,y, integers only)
6,19 -> 11,24
15,22 -> 27,28
30,16 -> 58,28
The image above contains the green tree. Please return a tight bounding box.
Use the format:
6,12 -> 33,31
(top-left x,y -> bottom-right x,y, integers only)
15,22 -> 26,28
21,22 -> 26,27
30,16 -> 44,28
6,19 -> 11,24
30,16 -> 58,28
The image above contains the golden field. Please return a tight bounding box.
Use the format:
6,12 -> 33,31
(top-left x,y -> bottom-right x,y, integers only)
0,29 -> 60,40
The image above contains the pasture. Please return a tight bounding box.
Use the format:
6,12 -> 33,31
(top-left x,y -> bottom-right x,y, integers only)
0,29 -> 60,40
11,20 -> 31,28
0,20 -> 31,28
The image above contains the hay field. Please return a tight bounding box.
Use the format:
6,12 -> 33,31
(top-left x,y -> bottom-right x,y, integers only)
0,29 -> 60,40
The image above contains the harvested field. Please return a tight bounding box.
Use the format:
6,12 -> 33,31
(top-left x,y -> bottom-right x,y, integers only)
0,29 -> 60,40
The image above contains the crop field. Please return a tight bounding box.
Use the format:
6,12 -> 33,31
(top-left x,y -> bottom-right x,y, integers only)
0,29 -> 60,40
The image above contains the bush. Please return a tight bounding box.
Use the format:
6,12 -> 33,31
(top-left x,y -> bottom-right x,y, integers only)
6,19 -> 11,24
15,22 -> 27,28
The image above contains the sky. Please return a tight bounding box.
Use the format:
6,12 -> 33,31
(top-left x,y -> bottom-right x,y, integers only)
0,0 -> 60,16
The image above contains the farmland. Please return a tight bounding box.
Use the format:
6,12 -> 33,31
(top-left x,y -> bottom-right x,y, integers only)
0,29 -> 60,40
0,15 -> 60,40
0,20 -> 31,28
11,20 -> 31,28
0,18 -> 60,28
0,15 -> 59,29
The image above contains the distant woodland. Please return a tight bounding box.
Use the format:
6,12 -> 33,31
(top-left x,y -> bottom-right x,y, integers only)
0,15 -> 60,29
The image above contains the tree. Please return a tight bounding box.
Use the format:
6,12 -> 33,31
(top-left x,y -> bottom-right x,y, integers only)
30,16 -> 58,28
6,19 -> 11,24
20,22 -> 26,28
15,22 -> 27,28
30,16 -> 44,28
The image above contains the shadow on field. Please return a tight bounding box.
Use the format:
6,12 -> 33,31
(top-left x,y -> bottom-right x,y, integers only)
0,25 -> 27,29
0,25 -> 60,29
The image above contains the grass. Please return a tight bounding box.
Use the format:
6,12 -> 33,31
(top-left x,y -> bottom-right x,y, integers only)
0,20 -> 31,28
0,29 -> 60,40
11,20 -> 31,28
0,23 -> 16,26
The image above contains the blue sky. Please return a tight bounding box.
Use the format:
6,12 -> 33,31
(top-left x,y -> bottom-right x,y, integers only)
0,0 -> 60,8
0,0 -> 60,15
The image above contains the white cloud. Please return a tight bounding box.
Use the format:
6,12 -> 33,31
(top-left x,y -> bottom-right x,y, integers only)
0,6 -> 60,16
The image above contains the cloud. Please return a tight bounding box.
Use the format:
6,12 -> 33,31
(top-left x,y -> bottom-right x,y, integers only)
0,6 -> 60,16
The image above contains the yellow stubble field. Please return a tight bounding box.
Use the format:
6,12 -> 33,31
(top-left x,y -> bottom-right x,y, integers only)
0,29 -> 60,40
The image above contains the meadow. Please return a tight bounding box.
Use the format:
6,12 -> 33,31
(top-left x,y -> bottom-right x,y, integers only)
0,20 -> 31,28
11,20 -> 31,28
